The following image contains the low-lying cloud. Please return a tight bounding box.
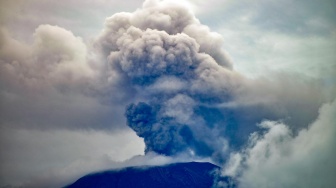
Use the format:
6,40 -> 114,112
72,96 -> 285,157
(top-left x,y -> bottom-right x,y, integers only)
221,99 -> 336,188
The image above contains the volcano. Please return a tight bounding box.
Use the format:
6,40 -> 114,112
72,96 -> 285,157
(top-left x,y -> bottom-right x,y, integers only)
65,162 -> 235,188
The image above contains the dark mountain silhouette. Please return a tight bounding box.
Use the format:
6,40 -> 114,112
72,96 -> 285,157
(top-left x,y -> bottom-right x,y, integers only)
65,162 -> 235,188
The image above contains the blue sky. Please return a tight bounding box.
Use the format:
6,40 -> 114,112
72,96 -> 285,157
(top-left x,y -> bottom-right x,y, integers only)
0,0 -> 335,187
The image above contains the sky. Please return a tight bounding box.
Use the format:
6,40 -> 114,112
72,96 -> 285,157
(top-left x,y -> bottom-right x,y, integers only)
0,0 -> 335,187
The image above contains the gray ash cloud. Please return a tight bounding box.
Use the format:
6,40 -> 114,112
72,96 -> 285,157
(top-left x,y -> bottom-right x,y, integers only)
92,0 -> 327,159
94,0 -> 237,158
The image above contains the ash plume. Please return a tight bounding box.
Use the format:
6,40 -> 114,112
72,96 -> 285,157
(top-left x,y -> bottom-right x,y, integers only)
95,0 -> 237,158
93,0 -> 327,160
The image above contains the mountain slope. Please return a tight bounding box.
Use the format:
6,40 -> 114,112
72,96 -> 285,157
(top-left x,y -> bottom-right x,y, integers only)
65,162 -> 234,188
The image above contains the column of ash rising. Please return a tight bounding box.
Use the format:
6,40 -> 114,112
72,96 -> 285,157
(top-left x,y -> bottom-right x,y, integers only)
95,0 -> 241,160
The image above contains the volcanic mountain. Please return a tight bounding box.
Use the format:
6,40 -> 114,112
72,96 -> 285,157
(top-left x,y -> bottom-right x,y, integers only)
65,162 -> 235,188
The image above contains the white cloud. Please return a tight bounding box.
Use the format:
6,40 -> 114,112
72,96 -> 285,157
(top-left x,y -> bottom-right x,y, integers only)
223,99 -> 336,188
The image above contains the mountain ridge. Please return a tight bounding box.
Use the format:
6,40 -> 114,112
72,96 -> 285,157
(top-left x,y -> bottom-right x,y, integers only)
65,161 -> 235,188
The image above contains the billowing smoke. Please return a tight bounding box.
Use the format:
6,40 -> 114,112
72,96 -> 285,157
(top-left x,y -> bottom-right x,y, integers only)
93,0 -> 328,159
94,0 -> 238,158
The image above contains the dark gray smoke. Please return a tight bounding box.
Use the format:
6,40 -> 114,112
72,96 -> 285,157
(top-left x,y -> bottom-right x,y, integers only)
94,0 -> 327,159
115,26 -> 234,157
94,0 -> 236,158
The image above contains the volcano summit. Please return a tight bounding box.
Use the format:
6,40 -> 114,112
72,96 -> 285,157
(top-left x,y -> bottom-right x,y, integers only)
65,162 -> 235,188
